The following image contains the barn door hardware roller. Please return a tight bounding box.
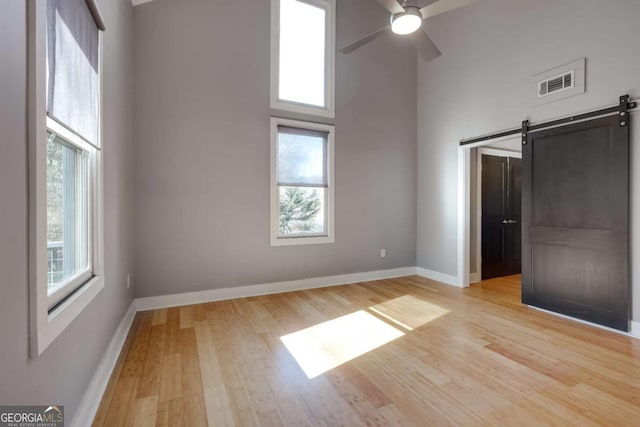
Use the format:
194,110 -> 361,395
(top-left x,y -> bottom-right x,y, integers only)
619,95 -> 636,127
521,120 -> 529,145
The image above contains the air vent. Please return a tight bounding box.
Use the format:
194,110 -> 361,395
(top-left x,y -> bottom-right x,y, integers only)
538,70 -> 574,98
531,58 -> 585,107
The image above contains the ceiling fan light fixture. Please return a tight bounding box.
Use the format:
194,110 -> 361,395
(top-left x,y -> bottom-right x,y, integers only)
390,6 -> 422,35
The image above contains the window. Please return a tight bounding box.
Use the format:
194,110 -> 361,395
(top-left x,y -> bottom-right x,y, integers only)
29,0 -> 105,356
270,0 -> 335,117
271,118 -> 335,246
270,0 -> 336,245
46,126 -> 92,308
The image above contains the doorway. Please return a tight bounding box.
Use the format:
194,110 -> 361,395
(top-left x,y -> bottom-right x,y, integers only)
479,149 -> 522,280
466,143 -> 522,283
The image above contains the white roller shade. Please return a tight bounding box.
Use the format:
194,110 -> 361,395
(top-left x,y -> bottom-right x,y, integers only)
277,126 -> 328,187
46,0 -> 102,147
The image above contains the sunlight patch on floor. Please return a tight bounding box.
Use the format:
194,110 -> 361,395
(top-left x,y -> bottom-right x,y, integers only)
368,295 -> 449,331
280,310 -> 404,379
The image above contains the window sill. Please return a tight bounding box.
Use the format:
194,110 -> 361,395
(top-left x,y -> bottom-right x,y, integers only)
271,235 -> 335,246
271,99 -> 335,119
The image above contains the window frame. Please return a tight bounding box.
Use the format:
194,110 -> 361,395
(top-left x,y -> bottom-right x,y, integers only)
270,0 -> 336,118
28,0 -> 105,357
270,117 -> 335,246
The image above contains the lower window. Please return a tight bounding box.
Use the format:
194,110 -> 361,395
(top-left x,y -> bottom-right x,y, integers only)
270,118 -> 335,246
46,129 -> 93,309
279,186 -> 326,236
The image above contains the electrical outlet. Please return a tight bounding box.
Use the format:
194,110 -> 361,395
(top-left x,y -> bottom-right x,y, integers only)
127,274 -> 131,289
380,249 -> 386,258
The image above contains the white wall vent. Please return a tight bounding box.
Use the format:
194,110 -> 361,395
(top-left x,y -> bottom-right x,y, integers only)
531,58 -> 585,107
537,71 -> 574,98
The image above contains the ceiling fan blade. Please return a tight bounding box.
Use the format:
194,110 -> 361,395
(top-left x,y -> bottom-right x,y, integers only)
410,28 -> 442,62
419,0 -> 479,19
415,0 -> 439,10
374,0 -> 404,15
340,26 -> 391,54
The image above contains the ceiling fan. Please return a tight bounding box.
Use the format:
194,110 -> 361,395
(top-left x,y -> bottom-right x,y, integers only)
340,0 -> 479,62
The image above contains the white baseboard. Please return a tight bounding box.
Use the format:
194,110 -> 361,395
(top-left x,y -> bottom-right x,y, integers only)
135,267 -> 418,311
469,272 -> 481,283
416,267 -> 461,287
631,320 -> 640,338
529,306 -> 640,340
71,301 -> 137,427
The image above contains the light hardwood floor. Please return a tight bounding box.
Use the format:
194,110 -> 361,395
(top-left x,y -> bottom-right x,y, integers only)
93,275 -> 640,426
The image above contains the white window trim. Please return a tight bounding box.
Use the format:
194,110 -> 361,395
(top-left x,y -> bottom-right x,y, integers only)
270,0 -> 336,118
28,1 -> 105,357
270,117 -> 335,246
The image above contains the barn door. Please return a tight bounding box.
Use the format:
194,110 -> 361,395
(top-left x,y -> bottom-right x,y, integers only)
522,114 -> 630,331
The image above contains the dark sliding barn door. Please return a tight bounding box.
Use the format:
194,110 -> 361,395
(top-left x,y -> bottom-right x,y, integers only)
522,115 -> 630,331
481,155 -> 521,279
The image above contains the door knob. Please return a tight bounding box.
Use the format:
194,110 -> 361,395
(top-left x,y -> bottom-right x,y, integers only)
502,219 -> 518,224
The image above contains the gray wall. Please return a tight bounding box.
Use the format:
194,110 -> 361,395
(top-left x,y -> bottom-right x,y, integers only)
132,0 -> 417,297
417,0 -> 640,320
0,0 -> 135,421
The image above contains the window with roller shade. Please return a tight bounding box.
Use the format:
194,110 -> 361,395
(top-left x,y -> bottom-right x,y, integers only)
270,118 -> 335,246
45,0 -> 103,308
29,0 -> 106,356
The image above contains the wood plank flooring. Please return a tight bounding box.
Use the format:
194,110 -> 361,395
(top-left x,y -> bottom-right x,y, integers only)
93,275 -> 640,426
